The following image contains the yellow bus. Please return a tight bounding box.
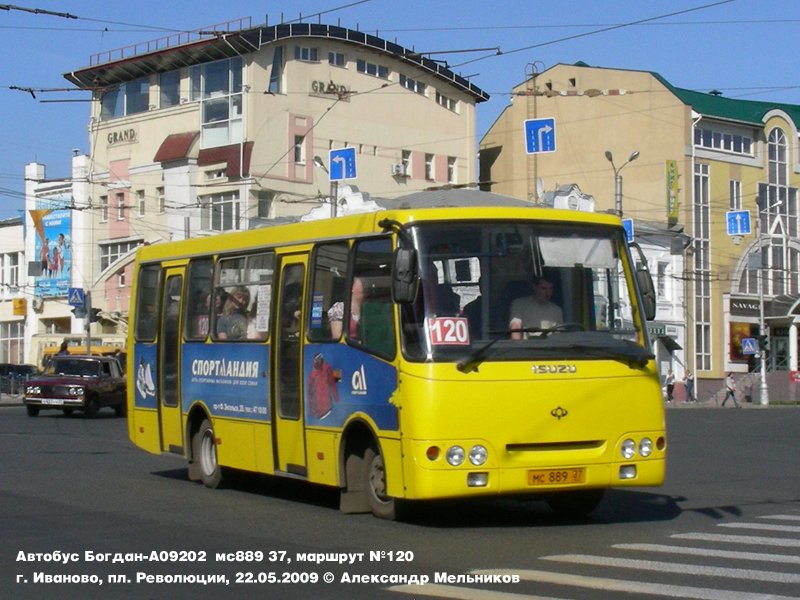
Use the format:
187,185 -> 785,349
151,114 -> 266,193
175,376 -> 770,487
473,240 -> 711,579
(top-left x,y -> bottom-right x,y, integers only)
127,190 -> 665,520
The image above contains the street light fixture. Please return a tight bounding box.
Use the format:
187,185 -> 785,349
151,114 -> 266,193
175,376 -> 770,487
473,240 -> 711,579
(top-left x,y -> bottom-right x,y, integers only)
313,155 -> 338,218
605,150 -> 640,217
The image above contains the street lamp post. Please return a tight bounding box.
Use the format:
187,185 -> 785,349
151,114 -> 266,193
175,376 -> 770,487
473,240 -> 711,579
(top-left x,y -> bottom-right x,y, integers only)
604,150 -> 640,217
755,200 -> 770,406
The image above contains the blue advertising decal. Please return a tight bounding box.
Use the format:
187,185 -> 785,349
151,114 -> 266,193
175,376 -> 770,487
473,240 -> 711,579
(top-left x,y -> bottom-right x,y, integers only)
181,343 -> 270,420
304,344 -> 398,430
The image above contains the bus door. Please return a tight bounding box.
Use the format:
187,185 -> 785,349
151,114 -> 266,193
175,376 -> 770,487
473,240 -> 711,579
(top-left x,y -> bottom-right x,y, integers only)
158,270 -> 184,454
272,257 -> 307,476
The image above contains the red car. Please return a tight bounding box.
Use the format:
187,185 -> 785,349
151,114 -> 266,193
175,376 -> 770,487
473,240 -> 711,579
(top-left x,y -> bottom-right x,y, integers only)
24,355 -> 126,418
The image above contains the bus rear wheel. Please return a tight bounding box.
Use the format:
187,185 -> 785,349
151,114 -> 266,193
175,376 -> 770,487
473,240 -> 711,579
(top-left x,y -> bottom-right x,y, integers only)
192,419 -> 226,488
364,447 -> 402,520
546,489 -> 605,518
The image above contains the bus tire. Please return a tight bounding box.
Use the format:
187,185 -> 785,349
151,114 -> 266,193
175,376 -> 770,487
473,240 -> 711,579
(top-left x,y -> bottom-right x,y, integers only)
364,446 -> 402,520
546,489 -> 605,518
192,418 -> 226,488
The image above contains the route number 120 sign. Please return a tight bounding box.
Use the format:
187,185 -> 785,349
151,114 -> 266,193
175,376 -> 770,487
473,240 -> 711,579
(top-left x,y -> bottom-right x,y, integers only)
428,317 -> 470,346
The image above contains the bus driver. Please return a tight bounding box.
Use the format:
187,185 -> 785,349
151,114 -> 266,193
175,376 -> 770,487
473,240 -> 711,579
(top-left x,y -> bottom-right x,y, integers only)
509,276 -> 563,339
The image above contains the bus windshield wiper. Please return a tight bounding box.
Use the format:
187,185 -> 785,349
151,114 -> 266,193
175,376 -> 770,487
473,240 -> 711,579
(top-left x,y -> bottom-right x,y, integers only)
456,333 -> 510,374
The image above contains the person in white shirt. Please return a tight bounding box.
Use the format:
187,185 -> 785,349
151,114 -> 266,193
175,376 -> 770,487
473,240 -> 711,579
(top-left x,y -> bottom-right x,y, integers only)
509,276 -> 563,339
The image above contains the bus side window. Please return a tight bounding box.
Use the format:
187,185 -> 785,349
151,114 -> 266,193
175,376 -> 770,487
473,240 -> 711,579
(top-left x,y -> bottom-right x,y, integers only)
185,258 -> 214,340
135,264 -> 161,342
307,242 -> 349,342
352,237 -> 396,359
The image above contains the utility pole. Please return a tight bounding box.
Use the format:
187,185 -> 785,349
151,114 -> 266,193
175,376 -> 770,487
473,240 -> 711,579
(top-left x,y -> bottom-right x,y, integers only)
755,201 -> 770,406
84,291 -> 92,354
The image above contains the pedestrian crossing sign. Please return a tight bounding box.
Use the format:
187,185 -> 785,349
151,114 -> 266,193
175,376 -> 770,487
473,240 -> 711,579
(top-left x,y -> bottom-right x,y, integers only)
741,337 -> 757,355
68,287 -> 85,307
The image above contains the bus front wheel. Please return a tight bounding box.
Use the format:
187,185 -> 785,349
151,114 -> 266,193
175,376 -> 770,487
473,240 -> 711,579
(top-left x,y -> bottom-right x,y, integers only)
364,447 -> 402,520
192,419 -> 226,489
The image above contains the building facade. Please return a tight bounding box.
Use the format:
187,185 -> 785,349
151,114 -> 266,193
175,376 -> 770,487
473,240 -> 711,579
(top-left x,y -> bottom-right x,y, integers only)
18,18 -> 488,363
0,218 -> 25,364
480,62 -> 800,388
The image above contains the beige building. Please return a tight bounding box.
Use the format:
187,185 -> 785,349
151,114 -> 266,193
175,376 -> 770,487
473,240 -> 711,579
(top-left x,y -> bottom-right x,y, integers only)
20,18 -> 488,362
481,62 -> 800,392
0,218 -> 25,364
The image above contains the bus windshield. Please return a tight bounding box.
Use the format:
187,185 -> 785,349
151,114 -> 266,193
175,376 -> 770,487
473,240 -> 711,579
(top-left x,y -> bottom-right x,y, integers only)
400,221 -> 652,366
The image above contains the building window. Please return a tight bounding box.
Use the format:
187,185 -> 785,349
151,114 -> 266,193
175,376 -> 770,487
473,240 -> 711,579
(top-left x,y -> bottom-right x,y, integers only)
99,195 -> 108,222
116,193 -> 125,220
100,240 -> 142,272
729,180 -> 741,210
401,150 -> 411,172
137,190 -> 146,217
436,91 -> 457,112
693,162 -> 711,372
118,271 -> 126,288
257,191 -> 274,218
159,70 -> 181,108
694,126 -> 753,156
425,154 -> 434,180
294,46 -> 318,61
657,261 -> 668,297
190,57 -> 243,149
0,321 -> 24,363
294,135 -> 306,165
7,253 -> 19,288
328,52 -> 345,67
269,46 -> 283,94
399,74 -> 426,95
157,187 -> 165,214
447,157 -> 456,184
200,192 -> 240,232
356,59 -> 389,79
100,77 -> 150,120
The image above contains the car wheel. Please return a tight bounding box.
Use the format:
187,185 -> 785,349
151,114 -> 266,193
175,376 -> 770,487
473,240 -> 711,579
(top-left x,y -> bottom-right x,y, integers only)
364,446 -> 403,520
63,408 -> 74,417
546,489 -> 605,518
84,396 -> 98,419
26,405 -> 39,417
113,402 -> 126,417
192,418 -> 226,488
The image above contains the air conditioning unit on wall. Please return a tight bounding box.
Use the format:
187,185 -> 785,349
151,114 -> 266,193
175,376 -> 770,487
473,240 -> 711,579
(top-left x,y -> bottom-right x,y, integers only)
390,163 -> 409,177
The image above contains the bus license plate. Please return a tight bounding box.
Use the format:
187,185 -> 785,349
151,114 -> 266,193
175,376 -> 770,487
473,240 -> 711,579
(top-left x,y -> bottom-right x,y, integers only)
528,468 -> 586,486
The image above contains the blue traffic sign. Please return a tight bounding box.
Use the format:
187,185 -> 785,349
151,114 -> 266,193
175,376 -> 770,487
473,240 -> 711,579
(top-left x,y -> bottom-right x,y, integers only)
68,287 -> 85,307
622,218 -> 634,243
329,147 -> 357,181
523,118 -> 556,154
726,210 -> 751,236
741,337 -> 757,355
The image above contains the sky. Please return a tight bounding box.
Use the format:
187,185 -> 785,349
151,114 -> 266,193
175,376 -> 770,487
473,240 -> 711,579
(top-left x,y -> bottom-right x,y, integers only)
2,0 -> 799,220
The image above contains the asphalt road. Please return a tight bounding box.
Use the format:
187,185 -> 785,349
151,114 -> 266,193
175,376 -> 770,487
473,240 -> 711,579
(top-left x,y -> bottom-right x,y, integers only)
1,404 -> 799,599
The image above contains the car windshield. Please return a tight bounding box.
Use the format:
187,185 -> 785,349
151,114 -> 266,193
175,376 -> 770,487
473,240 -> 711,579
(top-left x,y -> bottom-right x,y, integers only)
47,359 -> 102,377
399,221 -> 651,366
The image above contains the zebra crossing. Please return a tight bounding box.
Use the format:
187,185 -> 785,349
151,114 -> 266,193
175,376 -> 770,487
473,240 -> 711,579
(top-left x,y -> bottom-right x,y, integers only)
388,512 -> 800,599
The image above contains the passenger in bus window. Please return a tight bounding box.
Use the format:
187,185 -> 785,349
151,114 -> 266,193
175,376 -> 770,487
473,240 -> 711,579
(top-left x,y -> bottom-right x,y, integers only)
509,276 -> 563,339
328,277 -> 363,339
216,286 -> 250,340
193,292 -> 211,337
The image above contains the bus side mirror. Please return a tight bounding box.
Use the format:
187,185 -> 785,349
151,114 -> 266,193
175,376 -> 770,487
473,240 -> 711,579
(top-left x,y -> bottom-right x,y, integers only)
392,248 -> 418,304
636,264 -> 657,321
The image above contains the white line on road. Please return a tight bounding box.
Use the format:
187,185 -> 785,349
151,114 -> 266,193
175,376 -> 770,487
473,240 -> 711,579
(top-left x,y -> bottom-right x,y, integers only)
673,532 -> 800,548
614,543 -> 800,564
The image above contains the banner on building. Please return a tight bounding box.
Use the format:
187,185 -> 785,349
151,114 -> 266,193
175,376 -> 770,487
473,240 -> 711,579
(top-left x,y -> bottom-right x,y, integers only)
666,160 -> 679,226
30,201 -> 72,298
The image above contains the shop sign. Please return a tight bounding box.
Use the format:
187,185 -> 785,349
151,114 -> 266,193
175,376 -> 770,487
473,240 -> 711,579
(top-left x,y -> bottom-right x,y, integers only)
730,298 -> 759,316
107,128 -> 137,146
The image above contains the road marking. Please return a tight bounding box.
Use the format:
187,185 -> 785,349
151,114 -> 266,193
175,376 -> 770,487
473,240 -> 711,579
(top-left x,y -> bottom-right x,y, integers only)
719,522 -> 800,533
614,543 -> 800,564
472,569 -> 799,600
759,514 -> 800,522
540,554 -> 800,584
673,532 -> 800,548
387,582 -> 565,600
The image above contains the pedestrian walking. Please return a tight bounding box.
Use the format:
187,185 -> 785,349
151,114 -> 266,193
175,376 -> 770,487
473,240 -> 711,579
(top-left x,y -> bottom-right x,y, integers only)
683,369 -> 694,402
721,372 -> 740,408
665,369 -> 675,403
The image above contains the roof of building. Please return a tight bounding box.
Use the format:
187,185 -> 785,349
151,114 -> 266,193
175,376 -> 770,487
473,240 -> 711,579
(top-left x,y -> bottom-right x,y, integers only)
64,21 -> 489,102
568,61 -> 800,127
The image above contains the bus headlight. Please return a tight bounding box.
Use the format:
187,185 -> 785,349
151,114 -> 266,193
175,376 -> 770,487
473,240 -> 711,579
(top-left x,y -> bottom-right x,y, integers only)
468,445 -> 488,466
621,438 -> 636,459
446,446 -> 465,466
639,438 -> 653,457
